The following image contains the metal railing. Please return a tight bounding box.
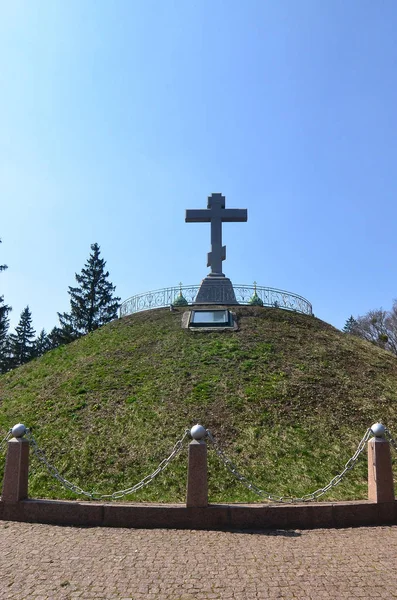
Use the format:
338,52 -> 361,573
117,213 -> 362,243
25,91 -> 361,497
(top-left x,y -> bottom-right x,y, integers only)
120,284 -> 313,317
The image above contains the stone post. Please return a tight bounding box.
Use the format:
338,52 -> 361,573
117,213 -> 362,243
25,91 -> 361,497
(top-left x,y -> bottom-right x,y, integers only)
368,436 -> 395,503
186,431 -> 208,508
2,427 -> 30,503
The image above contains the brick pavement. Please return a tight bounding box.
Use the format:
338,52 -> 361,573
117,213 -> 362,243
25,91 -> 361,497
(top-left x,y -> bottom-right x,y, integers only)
0,521 -> 396,599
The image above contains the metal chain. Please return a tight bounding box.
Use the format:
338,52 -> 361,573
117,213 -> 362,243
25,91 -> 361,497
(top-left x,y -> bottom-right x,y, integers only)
97,430 -> 190,500
26,430 -> 94,498
0,430 -> 12,454
13,423 -> 396,502
26,429 -> 190,500
385,427 -> 397,453
206,428 -> 372,503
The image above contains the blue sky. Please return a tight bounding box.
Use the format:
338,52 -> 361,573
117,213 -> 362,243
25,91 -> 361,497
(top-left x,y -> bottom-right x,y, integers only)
1,0 -> 397,334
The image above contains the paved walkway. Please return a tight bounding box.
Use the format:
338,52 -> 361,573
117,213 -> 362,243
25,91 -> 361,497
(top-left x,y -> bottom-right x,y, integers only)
0,521 -> 396,599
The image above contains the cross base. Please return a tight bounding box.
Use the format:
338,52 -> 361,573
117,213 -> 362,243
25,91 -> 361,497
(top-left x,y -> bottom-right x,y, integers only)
193,276 -> 239,305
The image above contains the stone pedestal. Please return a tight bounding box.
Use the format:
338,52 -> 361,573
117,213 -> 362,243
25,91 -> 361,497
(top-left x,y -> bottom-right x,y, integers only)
367,438 -> 395,503
194,276 -> 238,305
1,438 -> 30,503
186,440 -> 208,507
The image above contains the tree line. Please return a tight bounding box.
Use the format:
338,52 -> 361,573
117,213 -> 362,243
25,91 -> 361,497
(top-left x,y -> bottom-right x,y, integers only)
344,304 -> 397,356
3,235 -> 397,372
0,241 -> 120,373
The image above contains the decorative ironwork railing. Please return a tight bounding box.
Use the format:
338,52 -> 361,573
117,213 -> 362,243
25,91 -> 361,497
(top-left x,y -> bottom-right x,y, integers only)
120,284 -> 313,317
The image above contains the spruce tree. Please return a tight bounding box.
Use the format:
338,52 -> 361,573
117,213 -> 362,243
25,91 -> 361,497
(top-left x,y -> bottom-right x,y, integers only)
0,238 -> 11,373
46,327 -> 63,350
34,329 -> 52,357
343,315 -> 358,334
58,243 -> 120,339
9,306 -> 36,367
0,308 -> 11,373
48,325 -> 75,347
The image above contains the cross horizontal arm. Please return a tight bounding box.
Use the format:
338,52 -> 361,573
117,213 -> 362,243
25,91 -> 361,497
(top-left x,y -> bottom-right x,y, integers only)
185,209 -> 211,223
221,209 -> 248,222
185,208 -> 248,223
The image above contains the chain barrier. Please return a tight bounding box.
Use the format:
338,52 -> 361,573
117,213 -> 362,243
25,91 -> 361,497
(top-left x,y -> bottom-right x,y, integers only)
206,428 -> 373,503
0,430 -> 12,454
5,422 -> 397,503
385,427 -> 397,453
26,429 -> 190,500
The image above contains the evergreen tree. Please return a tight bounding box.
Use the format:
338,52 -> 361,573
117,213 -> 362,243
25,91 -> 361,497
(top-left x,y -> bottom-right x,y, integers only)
0,238 -> 11,373
46,327 -> 61,350
9,306 -> 36,367
58,243 -> 120,339
343,315 -> 358,334
0,312 -> 11,373
48,325 -> 75,347
34,329 -> 52,357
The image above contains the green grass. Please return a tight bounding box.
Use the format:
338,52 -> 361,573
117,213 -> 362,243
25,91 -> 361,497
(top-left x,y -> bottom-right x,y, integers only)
0,305 -> 396,502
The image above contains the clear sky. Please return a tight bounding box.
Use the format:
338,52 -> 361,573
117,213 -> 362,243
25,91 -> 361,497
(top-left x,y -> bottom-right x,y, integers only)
1,0 -> 397,334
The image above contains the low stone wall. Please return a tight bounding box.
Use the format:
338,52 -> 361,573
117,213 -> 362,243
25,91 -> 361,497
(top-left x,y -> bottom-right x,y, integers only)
0,498 -> 396,530
1,424 -> 396,530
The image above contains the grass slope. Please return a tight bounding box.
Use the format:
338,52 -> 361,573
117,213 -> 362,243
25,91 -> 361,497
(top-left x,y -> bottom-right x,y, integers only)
0,306 -> 396,503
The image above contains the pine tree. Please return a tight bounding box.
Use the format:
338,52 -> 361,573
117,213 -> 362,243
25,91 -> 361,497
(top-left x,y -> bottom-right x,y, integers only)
343,315 -> 358,334
48,325 -> 75,348
58,243 -> 120,339
34,329 -> 52,358
9,306 -> 36,367
0,310 -> 11,373
46,327 -> 62,350
0,238 -> 11,373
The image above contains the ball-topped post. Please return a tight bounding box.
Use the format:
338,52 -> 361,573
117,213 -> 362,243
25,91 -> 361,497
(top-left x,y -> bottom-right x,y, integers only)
190,424 -> 207,440
2,422 -> 30,503
368,422 -> 395,503
186,423 -> 208,508
370,422 -> 386,438
11,423 -> 27,439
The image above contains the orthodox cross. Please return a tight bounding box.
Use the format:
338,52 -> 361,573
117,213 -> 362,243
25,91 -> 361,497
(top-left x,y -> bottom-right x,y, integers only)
185,193 -> 248,276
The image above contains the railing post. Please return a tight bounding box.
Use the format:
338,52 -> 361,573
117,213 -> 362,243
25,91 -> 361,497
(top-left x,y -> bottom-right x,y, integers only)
186,424 -> 208,508
368,423 -> 395,503
1,424 -> 30,503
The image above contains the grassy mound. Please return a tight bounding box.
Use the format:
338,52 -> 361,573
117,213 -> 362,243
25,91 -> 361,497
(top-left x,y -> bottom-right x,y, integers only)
0,306 -> 396,502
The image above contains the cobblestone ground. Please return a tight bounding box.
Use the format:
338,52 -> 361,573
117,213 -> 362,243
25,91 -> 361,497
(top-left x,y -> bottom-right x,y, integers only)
0,522 -> 396,599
